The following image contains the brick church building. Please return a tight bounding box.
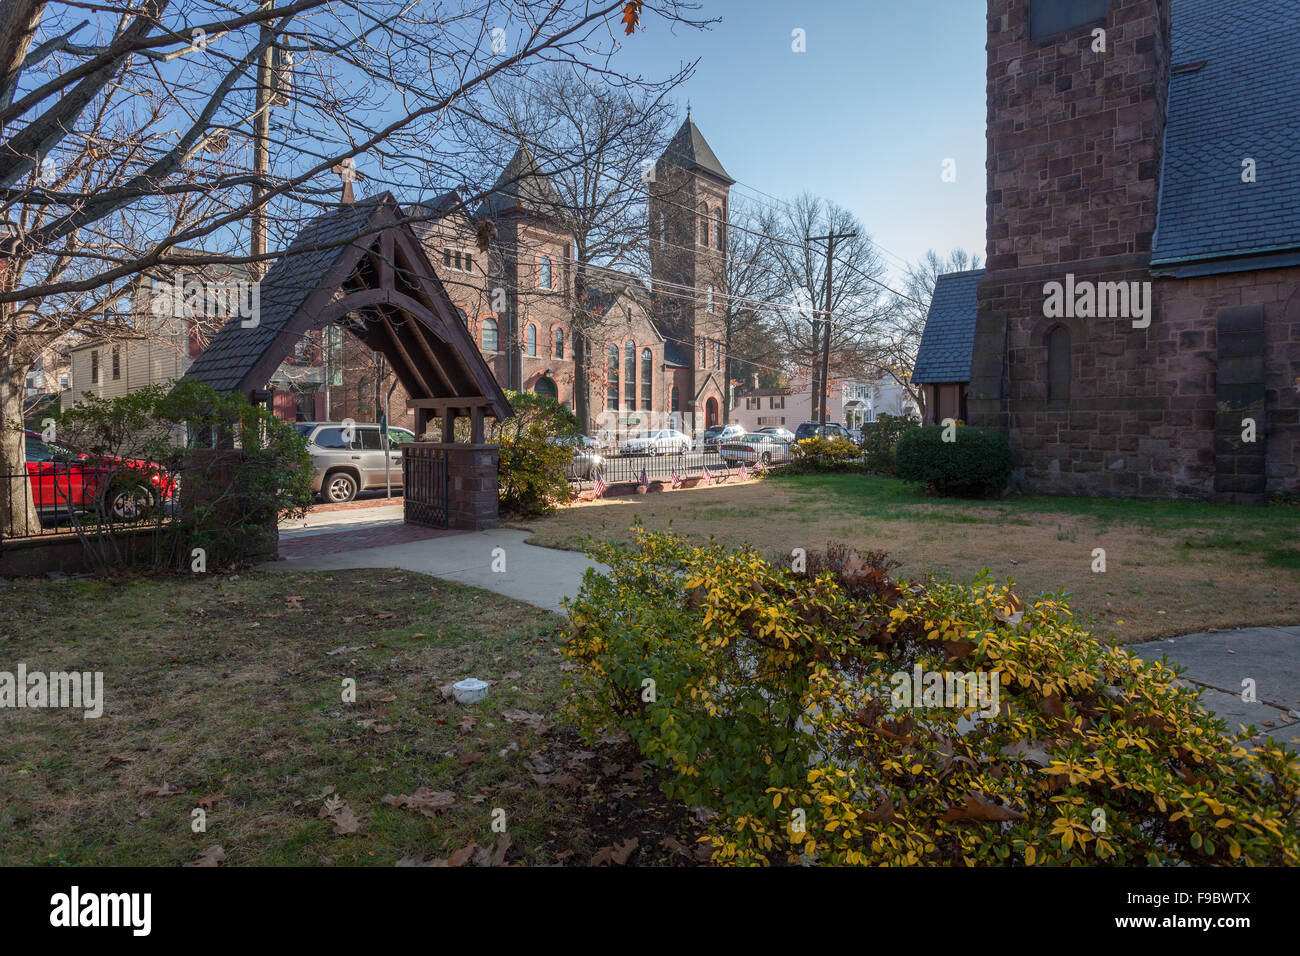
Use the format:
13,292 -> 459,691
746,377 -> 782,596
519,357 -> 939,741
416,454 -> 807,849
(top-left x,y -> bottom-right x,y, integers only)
277,116 -> 734,437
915,0 -> 1300,500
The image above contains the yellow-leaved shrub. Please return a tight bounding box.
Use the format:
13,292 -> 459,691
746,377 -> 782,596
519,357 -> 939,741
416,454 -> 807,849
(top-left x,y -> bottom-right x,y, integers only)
562,531 -> 1299,866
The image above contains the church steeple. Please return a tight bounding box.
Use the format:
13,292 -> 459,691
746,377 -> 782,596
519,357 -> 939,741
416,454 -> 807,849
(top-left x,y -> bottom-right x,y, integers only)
657,116 -> 734,185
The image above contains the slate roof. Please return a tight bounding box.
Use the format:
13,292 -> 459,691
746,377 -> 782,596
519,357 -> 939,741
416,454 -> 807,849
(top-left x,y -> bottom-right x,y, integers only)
184,197 -> 388,393
659,116 -> 734,185
1151,0 -> 1300,267
911,269 -> 984,384
478,145 -> 567,221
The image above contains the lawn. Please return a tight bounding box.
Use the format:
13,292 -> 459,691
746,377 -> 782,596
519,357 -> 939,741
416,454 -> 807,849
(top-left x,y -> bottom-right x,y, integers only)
0,571 -> 705,866
513,473 -> 1300,643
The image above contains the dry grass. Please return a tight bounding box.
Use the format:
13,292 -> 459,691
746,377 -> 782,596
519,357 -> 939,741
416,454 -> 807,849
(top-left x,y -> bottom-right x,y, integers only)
511,474 -> 1300,643
0,571 -> 703,866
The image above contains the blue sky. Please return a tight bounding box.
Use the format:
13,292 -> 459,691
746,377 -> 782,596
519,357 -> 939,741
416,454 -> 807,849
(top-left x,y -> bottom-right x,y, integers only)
612,0 -> 988,280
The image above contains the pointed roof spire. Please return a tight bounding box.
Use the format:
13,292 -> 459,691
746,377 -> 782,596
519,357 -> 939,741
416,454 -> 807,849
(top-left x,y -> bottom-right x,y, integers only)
478,143 -> 567,221
658,115 -> 733,185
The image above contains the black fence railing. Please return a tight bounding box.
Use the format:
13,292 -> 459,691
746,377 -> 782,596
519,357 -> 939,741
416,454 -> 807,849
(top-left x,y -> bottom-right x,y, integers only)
574,445 -> 794,487
0,464 -> 179,542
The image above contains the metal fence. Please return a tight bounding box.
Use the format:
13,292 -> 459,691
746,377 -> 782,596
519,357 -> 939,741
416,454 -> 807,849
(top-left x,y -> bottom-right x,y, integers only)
576,445 -> 794,487
0,465 -> 178,542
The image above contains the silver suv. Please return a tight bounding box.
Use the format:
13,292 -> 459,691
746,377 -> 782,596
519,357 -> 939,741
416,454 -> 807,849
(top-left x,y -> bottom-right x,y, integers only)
295,422 -> 416,503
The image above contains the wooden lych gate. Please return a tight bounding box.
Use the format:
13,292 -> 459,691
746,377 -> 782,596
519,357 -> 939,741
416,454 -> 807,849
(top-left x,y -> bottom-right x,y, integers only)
182,192 -> 511,530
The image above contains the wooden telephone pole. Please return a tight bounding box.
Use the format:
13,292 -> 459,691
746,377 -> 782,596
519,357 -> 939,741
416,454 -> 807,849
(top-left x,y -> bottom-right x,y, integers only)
249,5 -> 274,278
808,231 -> 856,425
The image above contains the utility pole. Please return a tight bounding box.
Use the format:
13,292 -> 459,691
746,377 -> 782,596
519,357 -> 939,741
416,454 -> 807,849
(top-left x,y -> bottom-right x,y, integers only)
250,3 -> 274,278
808,231 -> 856,425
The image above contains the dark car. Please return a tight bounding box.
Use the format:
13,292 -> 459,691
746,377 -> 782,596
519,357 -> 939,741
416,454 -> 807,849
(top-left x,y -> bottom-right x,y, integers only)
793,422 -> 853,442
701,423 -> 746,451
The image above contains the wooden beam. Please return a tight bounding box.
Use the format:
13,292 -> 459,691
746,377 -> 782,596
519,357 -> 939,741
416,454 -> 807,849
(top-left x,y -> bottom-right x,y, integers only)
376,307 -> 435,399
407,396 -> 495,410
407,318 -> 469,397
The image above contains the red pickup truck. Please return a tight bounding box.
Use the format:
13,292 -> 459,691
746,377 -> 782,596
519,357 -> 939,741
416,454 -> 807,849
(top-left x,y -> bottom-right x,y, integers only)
22,430 -> 175,521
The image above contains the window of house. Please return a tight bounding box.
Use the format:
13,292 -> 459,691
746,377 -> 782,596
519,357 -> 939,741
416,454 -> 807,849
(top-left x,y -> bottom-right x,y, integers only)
463,254 -> 474,272
706,285 -> 714,313
443,249 -> 452,268
671,385 -> 680,412
714,210 -> 724,250
1047,325 -> 1071,404
714,341 -> 721,370
90,350 -> 100,384
481,317 -> 499,352
607,344 -> 619,411
641,348 -> 652,409
698,203 -> 709,246
624,339 -> 636,409
554,327 -> 564,359
538,256 -> 552,289
526,323 -> 537,357
112,346 -> 121,381
454,251 -> 462,270
1030,0 -> 1108,40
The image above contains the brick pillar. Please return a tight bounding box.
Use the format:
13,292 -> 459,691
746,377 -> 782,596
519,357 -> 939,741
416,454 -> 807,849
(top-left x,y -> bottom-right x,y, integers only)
445,444 -> 499,530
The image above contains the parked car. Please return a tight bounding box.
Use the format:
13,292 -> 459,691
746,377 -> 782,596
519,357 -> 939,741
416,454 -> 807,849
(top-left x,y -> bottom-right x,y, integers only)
719,432 -> 790,468
756,426 -> 796,443
793,421 -> 853,443
550,436 -> 604,480
701,423 -> 746,451
847,428 -> 865,445
620,428 -> 693,456
296,421 -> 416,503
23,430 -> 175,521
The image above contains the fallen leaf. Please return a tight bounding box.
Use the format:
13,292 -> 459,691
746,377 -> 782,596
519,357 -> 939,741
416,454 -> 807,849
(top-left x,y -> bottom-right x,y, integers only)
187,844 -> 226,867
592,838 -> 639,866
141,782 -> 186,797
940,791 -> 1025,824
382,788 -> 458,817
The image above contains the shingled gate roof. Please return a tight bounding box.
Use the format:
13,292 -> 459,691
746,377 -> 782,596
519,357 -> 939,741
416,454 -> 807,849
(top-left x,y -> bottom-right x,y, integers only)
182,192 -> 511,421
911,269 -> 984,384
1151,0 -> 1300,270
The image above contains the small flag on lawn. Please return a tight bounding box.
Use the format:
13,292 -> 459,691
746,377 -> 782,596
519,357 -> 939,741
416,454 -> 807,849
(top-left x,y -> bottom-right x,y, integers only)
639,467 -> 649,490
756,456 -> 766,472
701,466 -> 713,485
594,475 -> 606,498
738,463 -> 748,481
671,470 -> 681,489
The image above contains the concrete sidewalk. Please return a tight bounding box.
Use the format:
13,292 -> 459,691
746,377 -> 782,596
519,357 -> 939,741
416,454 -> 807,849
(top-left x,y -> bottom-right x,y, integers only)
268,527 -> 604,614
1132,625 -> 1300,750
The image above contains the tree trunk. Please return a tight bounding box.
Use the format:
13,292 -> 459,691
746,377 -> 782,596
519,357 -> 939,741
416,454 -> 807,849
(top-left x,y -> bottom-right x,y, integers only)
0,351 -> 40,537
571,255 -> 591,433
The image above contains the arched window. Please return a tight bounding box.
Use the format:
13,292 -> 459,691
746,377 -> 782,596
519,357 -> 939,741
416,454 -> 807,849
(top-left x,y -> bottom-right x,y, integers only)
714,209 -> 724,250
698,203 -> 709,246
526,323 -> 537,357
671,385 -> 681,412
534,376 -> 557,399
641,348 -> 653,409
538,255 -> 552,289
481,317 -> 498,352
714,340 -> 721,370
607,344 -> 619,411
554,326 -> 564,359
706,284 -> 715,313
624,339 -> 636,410
1047,325 -> 1071,404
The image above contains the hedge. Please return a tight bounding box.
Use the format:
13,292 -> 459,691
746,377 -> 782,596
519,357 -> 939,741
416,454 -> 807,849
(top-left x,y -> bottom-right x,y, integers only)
563,532 -> 1300,866
895,422 -> 1013,497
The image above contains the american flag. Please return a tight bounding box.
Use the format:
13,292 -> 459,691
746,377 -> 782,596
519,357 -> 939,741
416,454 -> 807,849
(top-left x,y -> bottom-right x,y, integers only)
639,467 -> 649,490
738,463 -> 748,481
671,470 -> 681,489
756,456 -> 766,472
701,466 -> 713,485
593,475 -> 606,498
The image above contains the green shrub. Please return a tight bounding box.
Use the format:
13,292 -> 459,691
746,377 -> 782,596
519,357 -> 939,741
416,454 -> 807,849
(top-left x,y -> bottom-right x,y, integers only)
50,379 -> 314,572
491,390 -> 578,517
564,531 -> 1300,866
895,422 -> 1012,497
859,413 -> 920,475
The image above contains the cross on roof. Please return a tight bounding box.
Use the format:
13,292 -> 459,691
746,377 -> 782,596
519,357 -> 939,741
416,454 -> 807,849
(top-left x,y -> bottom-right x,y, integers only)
330,157 -> 365,204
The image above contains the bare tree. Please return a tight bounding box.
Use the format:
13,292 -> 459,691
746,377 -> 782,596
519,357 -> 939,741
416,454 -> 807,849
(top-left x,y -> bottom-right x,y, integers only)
766,193 -> 896,409
0,0 -> 707,533
719,199 -> 785,419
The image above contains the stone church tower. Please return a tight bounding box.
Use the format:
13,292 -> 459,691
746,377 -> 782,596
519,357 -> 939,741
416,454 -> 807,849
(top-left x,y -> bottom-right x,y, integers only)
649,115 -> 733,429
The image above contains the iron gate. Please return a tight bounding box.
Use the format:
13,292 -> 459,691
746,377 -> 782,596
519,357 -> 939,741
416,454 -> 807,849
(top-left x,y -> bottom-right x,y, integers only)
402,445 -> 449,529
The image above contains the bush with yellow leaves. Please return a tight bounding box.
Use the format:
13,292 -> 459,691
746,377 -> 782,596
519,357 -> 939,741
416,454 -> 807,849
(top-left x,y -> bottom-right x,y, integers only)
563,531 -> 1299,866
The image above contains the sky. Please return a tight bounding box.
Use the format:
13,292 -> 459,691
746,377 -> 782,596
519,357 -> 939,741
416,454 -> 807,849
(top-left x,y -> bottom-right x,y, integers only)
608,0 -> 989,282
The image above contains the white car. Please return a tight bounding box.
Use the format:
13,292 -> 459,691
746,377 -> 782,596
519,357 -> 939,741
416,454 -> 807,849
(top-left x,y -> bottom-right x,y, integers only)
620,428 -> 693,456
